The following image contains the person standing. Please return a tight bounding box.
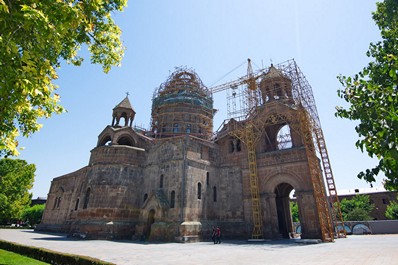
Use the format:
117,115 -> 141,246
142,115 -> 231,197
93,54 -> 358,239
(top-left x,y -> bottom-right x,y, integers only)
211,227 -> 216,244
216,227 -> 221,244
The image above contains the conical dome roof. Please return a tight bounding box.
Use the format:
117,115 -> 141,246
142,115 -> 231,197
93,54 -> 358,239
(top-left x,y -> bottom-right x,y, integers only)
114,96 -> 135,112
263,65 -> 288,80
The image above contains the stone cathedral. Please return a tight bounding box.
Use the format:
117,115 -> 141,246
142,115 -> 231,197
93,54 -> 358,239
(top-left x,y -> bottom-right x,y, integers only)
38,65 -> 329,242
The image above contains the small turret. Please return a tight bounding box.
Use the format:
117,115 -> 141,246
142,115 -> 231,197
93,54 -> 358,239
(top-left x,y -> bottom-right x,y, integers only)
112,95 -> 136,127
259,65 -> 294,104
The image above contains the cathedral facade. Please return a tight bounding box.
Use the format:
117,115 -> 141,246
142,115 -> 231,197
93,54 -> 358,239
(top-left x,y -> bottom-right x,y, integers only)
38,65 -> 329,242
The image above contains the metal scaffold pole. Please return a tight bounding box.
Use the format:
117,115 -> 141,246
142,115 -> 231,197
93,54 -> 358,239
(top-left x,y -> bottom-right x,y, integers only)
211,58 -> 345,242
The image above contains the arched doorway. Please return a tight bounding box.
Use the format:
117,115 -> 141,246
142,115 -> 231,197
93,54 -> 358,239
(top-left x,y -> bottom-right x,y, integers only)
275,183 -> 295,239
145,209 -> 155,240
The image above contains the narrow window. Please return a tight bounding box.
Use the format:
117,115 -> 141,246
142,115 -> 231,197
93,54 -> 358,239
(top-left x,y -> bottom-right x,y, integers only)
56,197 -> 62,208
173,123 -> 179,133
170,191 -> 175,208
186,124 -> 191,133
236,139 -> 242,152
197,183 -> 202,200
74,198 -> 80,211
274,83 -> 281,99
160,174 -> 164,188
206,172 -> 210,186
213,186 -> 217,202
229,140 -> 235,153
53,197 -> 58,209
143,193 -> 148,202
83,188 -> 91,209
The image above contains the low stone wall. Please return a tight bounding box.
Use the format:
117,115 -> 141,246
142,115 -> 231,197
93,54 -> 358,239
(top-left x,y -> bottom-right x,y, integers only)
294,220 -> 398,236
368,220 -> 398,234
343,220 -> 398,234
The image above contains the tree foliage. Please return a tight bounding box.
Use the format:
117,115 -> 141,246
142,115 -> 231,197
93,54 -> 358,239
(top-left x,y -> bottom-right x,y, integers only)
337,194 -> 375,221
290,201 -> 299,222
22,204 -> 45,226
385,197 -> 398,219
335,0 -> 398,190
0,0 -> 127,156
0,158 -> 35,224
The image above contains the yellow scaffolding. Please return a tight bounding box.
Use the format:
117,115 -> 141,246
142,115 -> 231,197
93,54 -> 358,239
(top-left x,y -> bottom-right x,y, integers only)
212,59 -> 345,241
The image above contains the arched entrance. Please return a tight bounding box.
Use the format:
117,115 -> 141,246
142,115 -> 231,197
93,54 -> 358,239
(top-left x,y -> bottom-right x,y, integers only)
275,183 -> 295,239
145,209 -> 155,239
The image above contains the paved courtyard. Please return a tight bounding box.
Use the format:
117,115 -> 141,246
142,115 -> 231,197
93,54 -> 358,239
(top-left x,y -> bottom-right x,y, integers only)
0,229 -> 397,265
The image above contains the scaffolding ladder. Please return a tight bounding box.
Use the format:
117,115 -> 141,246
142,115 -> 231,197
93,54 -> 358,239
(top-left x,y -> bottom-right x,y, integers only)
315,128 -> 346,237
299,109 -> 334,242
245,124 -> 263,239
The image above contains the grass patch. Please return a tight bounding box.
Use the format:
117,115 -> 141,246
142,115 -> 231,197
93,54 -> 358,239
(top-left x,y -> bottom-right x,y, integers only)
0,249 -> 49,265
0,240 -> 115,265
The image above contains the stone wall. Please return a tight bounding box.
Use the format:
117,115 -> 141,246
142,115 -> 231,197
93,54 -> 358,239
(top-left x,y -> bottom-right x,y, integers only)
89,145 -> 145,166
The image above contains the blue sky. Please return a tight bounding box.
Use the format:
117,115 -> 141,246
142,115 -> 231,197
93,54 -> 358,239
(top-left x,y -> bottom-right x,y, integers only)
18,0 -> 383,198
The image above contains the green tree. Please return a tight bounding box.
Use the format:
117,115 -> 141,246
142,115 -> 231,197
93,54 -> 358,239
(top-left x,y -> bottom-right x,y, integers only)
22,204 -> 45,226
290,201 -> 300,222
385,197 -> 398,219
0,0 -> 127,156
0,158 -> 35,224
337,194 -> 375,221
335,0 -> 398,190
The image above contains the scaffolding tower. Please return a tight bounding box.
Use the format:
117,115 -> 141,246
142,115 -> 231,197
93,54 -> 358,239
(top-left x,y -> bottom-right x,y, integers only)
211,59 -> 345,241
150,67 -> 215,140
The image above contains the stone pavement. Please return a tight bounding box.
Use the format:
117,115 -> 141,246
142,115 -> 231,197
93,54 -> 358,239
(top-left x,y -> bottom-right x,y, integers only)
0,229 -> 397,265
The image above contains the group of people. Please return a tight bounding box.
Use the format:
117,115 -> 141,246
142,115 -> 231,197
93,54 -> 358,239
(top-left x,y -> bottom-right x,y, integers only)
211,226 -> 221,244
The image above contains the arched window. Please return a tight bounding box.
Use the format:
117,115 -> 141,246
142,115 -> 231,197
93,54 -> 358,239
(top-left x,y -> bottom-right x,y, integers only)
213,186 -> 217,202
160,174 -> 164,188
120,112 -> 128,126
117,135 -> 133,146
170,191 -> 175,208
75,198 -> 80,211
98,135 -> 112,147
229,138 -> 241,153
143,193 -> 148,202
197,182 -> 202,200
277,125 -> 292,150
206,172 -> 210,186
83,188 -> 91,209
186,124 -> 191,133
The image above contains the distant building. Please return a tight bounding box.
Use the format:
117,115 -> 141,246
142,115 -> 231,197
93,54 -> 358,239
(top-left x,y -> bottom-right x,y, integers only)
338,187 -> 398,220
31,197 -> 47,206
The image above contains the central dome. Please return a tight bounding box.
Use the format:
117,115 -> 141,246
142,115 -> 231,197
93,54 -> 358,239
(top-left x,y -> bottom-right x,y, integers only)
151,67 -> 214,139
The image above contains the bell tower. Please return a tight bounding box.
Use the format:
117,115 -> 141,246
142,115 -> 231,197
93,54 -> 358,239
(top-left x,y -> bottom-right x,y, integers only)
112,95 -> 136,127
259,64 -> 294,105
